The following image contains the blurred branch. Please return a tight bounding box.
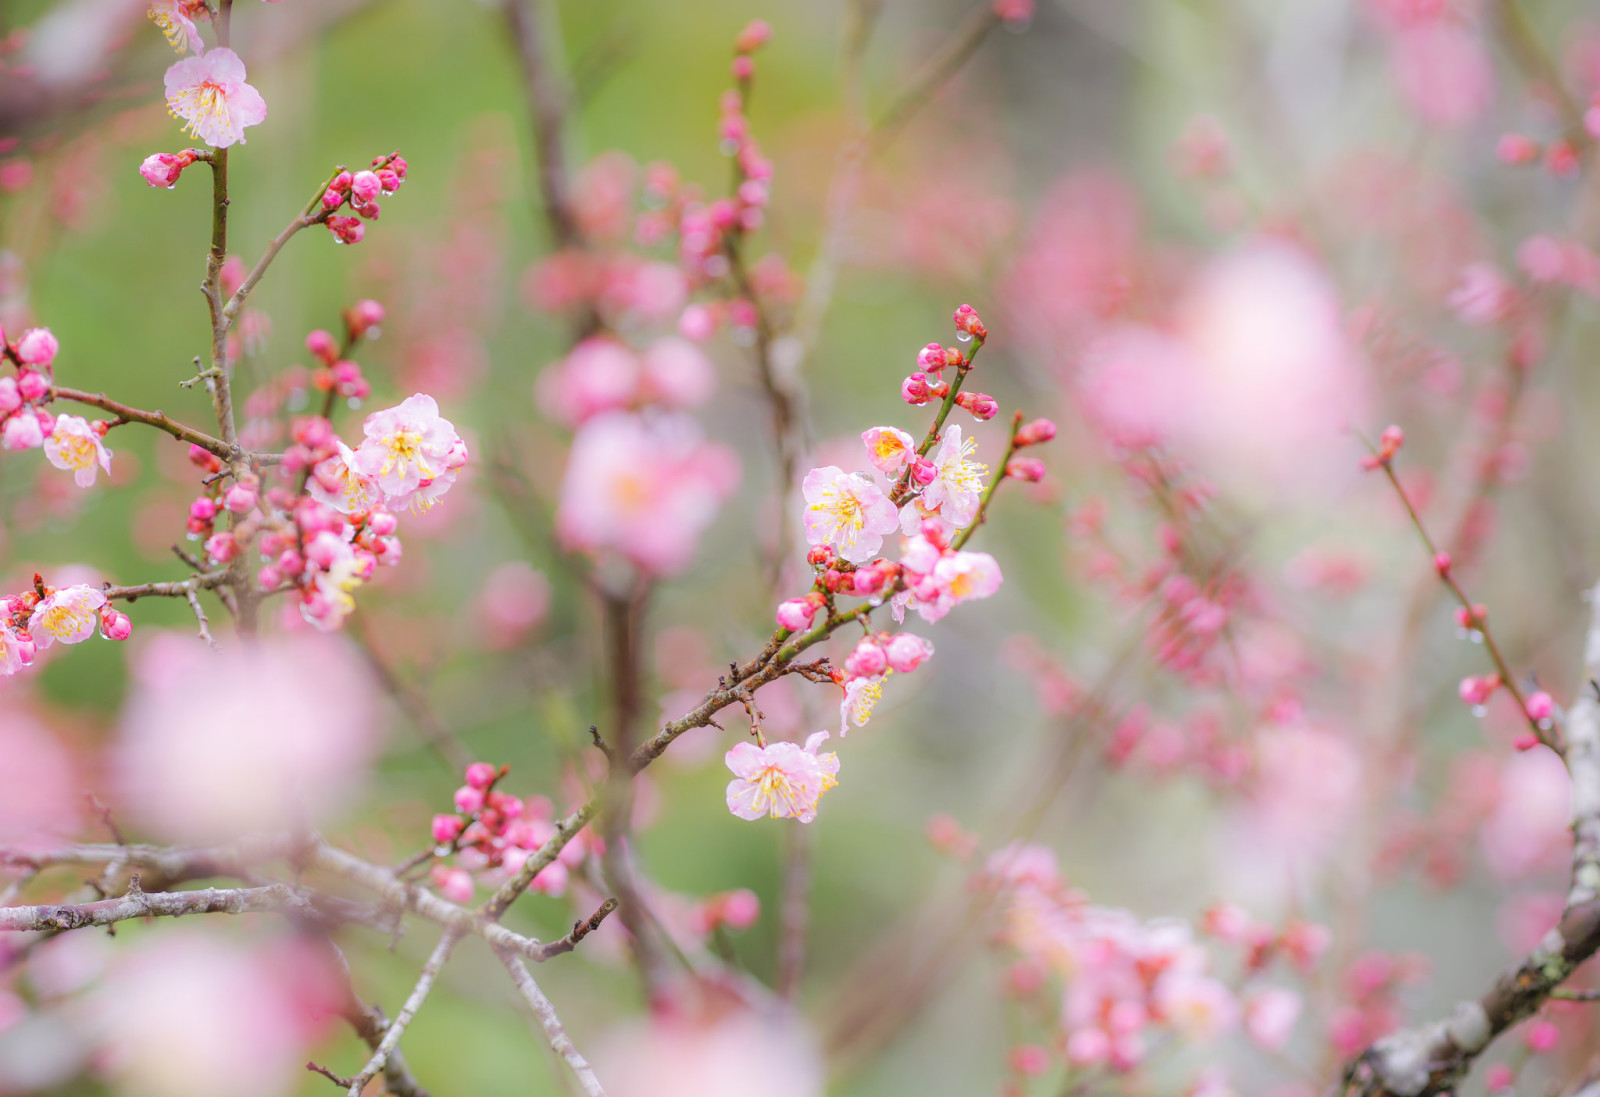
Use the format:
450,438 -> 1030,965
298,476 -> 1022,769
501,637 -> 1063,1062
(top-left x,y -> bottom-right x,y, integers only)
0,877 -> 317,931
349,611 -> 475,772
344,928 -> 462,1097
776,822 -> 812,1002
1342,580 -> 1600,1095
869,3 -> 1003,153
321,939 -> 431,1097
1491,0 -> 1586,140
503,0 -> 581,249
496,946 -> 610,1097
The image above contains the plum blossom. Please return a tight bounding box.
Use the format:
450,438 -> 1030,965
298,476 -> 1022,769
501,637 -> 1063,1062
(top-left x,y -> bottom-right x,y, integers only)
907,425 -> 985,532
351,394 -> 466,511
42,414 -> 112,488
308,441 -> 380,515
724,732 -> 839,822
558,410 -> 739,575
164,48 -> 268,148
898,549 -> 1003,623
801,466 -> 899,564
28,585 -> 107,648
0,622 -> 35,676
1,413 -> 44,450
148,0 -> 204,54
840,675 -> 885,733
861,425 -> 916,476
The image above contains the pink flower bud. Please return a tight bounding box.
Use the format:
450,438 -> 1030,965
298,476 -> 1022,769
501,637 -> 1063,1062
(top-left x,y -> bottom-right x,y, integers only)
994,0 -> 1034,29
327,215 -> 366,245
304,531 -> 344,569
1484,1065 -> 1513,1092
388,156 -> 408,181
139,151 -> 192,189
911,457 -> 938,485
844,639 -> 888,678
328,170 -> 353,194
375,169 -> 401,193
465,761 -> 497,789
1513,733 -> 1541,752
434,866 -> 474,904
367,510 -> 399,537
1524,1019 -> 1559,1053
735,19 -> 771,52
305,329 -> 338,363
1525,691 -> 1554,721
0,376 -> 18,414
189,497 -> 218,522
1379,424 -> 1404,453
952,303 -> 988,339
454,785 -> 486,814
1065,1028 -> 1109,1067
223,483 -> 258,514
16,370 -> 48,402
1496,134 -> 1540,165
1458,674 -> 1500,707
15,328 -> 58,367
1015,418 -> 1057,446
276,549 -> 305,576
348,299 -> 385,338
917,343 -> 946,372
350,170 -> 382,204
717,888 -> 760,929
256,565 -> 282,590
885,633 -> 933,673
353,199 -> 381,221
205,531 -> 238,563
1006,457 -> 1046,482
901,373 -> 934,405
1434,551 -> 1452,574
956,391 -> 999,420
731,55 -> 755,80
432,814 -> 465,844
775,596 -> 819,632
1010,1045 -> 1050,1076
321,188 -> 346,211
99,608 -> 132,641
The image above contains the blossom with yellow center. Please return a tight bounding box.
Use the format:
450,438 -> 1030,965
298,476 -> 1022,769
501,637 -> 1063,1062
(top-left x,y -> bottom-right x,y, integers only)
724,732 -> 840,823
44,415 -> 114,488
801,465 -> 900,565
148,0 -> 203,53
28,586 -> 108,648
920,424 -> 987,528
163,49 -> 267,149
861,425 -> 915,476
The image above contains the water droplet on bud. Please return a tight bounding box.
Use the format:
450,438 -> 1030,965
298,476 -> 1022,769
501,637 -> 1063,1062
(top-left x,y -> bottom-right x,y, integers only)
956,331 -> 974,343
1471,704 -> 1487,718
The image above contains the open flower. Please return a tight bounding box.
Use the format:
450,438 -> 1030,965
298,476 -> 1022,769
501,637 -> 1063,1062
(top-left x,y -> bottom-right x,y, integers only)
840,676 -> 885,734
28,586 -> 108,648
801,467 -> 899,565
43,414 -> 112,488
724,732 -> 839,823
861,426 -> 916,476
0,623 -> 35,677
917,424 -> 986,529
148,0 -> 205,54
308,441 -> 380,515
164,48 -> 268,148
352,394 -> 465,510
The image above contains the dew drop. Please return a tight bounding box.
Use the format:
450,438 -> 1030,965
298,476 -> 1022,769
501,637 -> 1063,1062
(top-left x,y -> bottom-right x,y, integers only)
1470,631 -> 1484,645
956,330 -> 974,343
1471,704 -> 1487,718
433,844 -> 451,857
347,397 -> 364,410
166,184 -> 176,191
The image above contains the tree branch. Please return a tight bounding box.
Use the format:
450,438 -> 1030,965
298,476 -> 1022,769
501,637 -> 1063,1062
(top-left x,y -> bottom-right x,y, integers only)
344,928 -> 461,1097
496,946 -> 609,1097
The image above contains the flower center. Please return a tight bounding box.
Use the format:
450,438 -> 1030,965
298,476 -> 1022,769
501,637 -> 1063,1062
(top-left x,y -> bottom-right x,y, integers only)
38,604 -> 92,639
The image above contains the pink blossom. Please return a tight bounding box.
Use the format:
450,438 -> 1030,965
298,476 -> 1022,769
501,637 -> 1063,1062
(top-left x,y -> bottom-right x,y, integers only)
0,621 -> 36,677
15,326 -> 58,366
640,336 -> 716,408
1152,972 -> 1238,1042
164,48 -> 268,148
140,150 -> 196,188
904,549 -> 1003,623
536,337 -> 641,425
724,732 -> 839,822
1242,987 -> 1301,1050
148,0 -> 205,54
775,595 -> 820,632
801,466 -> 899,565
884,632 -> 934,673
114,631 -> 380,841
557,411 -> 739,575
1389,21 -> 1494,129
1449,262 -> 1513,326
308,441 -> 380,515
352,393 -> 465,510
1481,749 -> 1571,881
28,585 -> 107,648
840,675 -> 884,733
42,414 -> 112,487
475,562 -> 550,648
916,425 -> 987,530
861,425 -> 916,476
433,866 -> 474,904
843,639 -> 887,678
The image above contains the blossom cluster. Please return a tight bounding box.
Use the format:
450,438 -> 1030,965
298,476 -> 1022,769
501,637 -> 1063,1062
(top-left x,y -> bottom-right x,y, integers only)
728,307 -> 1053,823
976,841 -> 1322,1082
320,155 -> 410,246
1,577 -> 129,677
427,761 -> 600,903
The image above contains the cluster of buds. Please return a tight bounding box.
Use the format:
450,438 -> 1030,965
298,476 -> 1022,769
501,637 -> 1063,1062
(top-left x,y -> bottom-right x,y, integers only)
1004,417 -> 1057,482
1497,133 -> 1582,179
428,761 -> 597,903
1358,424 -> 1404,470
322,153 -> 408,246
903,305 -> 991,408
1199,902 -> 1331,974
0,577 -> 130,676
675,23 -> 774,281
0,326 -> 61,452
304,308 -> 382,403
182,444 -> 228,540
252,494 -> 399,630
137,148 -> 205,189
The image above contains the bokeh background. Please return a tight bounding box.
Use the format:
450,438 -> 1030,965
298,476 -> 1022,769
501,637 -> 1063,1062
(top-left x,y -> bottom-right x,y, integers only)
5,0 -> 1600,1093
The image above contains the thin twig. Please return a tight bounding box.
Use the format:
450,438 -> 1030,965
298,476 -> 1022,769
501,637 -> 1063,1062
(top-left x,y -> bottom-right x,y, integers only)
496,947 -> 609,1097
344,928 -> 461,1097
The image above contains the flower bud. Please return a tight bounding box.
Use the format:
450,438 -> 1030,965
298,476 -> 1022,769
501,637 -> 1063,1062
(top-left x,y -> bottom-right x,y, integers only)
1006,456 -> 1046,482
305,329 -> 339,363
432,814 -> 465,844
347,299 -> 386,338
775,596 -> 818,632
375,169 -> 401,194
0,376 -> 18,413
139,151 -> 192,189
189,496 -> 218,522
204,531 -> 238,563
256,565 -> 282,590
956,391 -> 999,421
901,373 -> 934,405
735,19 -> 771,52
911,457 -> 938,485
367,510 -> 399,537
1015,418 -> 1057,446
885,632 -> 934,673
453,785 -> 486,814
465,761 -> 497,790
16,328 -> 58,367
16,371 -> 48,402
350,170 -> 382,204
844,639 -> 887,678
952,303 -> 988,340
224,482 -> 258,514
1526,690 -> 1555,722
328,170 -> 353,194
321,187 -> 346,212
327,215 -> 366,245
917,343 -> 946,372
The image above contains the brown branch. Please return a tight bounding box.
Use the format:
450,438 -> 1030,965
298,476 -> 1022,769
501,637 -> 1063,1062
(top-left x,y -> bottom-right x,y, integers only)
344,928 -> 461,1097
49,386 -> 278,466
0,878 -> 317,932
496,946 -> 609,1097
536,897 -> 619,961
503,0 -> 581,249
1342,578 -> 1600,1094
221,166 -> 345,330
